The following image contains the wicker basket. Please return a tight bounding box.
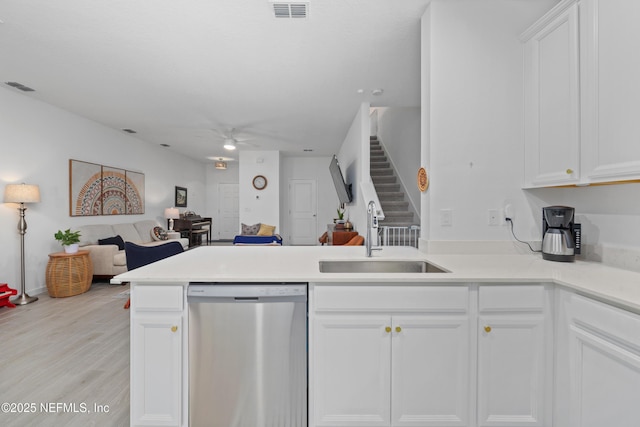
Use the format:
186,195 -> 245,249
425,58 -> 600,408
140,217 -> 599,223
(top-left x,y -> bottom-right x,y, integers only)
46,251 -> 94,298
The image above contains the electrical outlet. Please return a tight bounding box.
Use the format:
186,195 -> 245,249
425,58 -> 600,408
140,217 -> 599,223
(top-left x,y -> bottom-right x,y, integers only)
504,204 -> 513,220
440,209 -> 452,226
488,209 -> 499,226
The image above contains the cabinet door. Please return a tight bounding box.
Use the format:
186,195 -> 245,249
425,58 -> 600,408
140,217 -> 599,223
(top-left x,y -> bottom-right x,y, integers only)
391,315 -> 470,427
314,315 -> 391,427
567,295 -> 640,427
131,314 -> 183,427
523,2 -> 580,187
581,0 -> 640,182
477,315 -> 547,426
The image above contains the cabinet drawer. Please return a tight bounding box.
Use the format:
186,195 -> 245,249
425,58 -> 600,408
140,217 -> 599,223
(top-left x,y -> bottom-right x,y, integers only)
314,284 -> 468,312
570,293 -> 640,348
479,285 -> 546,312
133,285 -> 183,311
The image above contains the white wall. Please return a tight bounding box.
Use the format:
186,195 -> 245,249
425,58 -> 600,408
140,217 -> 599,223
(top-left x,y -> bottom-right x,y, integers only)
422,0 -> 559,245
280,157 -> 339,243
238,150 -> 280,232
338,102 -> 371,233
0,86 -> 206,295
376,107 -> 421,217
204,161 -> 239,240
421,0 -> 640,263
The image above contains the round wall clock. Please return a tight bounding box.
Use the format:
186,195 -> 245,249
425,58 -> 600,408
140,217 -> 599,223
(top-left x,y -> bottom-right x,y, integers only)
252,175 -> 267,190
417,167 -> 429,192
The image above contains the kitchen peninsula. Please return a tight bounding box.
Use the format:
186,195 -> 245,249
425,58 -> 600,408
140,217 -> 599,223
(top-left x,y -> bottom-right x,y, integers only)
115,246 -> 640,427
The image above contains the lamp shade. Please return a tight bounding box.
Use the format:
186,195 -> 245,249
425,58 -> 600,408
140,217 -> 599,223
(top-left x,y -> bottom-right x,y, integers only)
164,207 -> 180,219
4,183 -> 41,203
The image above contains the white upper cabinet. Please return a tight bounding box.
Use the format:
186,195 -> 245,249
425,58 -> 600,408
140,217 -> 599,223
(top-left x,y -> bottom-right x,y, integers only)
580,0 -> 640,183
522,1 -> 580,187
522,0 -> 640,187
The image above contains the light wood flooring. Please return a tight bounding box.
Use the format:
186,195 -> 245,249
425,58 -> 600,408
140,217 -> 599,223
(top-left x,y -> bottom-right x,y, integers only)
0,282 -> 130,426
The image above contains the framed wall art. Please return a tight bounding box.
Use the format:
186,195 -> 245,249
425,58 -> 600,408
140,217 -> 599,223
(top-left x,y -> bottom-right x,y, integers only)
69,159 -> 145,216
175,186 -> 187,208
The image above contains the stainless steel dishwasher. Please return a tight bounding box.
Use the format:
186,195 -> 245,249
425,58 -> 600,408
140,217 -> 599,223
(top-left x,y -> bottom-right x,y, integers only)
187,282 -> 308,427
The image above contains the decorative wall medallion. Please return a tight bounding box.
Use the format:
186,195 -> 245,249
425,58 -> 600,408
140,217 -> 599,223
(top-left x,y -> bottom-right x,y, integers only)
417,167 -> 429,192
252,175 -> 267,190
70,159 -> 144,216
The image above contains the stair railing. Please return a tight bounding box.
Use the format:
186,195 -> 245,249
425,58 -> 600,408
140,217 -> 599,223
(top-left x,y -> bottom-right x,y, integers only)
378,225 -> 420,248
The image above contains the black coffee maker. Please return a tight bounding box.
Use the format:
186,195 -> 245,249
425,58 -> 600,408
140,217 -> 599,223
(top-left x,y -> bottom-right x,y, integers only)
542,206 -> 581,262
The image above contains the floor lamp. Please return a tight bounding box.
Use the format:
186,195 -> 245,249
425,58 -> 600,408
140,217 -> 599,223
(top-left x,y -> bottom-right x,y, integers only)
4,183 -> 41,305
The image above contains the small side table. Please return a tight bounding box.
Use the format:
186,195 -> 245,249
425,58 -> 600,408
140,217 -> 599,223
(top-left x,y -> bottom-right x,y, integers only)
45,250 -> 94,298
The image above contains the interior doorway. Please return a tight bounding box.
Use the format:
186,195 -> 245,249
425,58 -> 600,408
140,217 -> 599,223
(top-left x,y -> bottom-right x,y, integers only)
217,183 -> 239,240
289,179 -> 317,245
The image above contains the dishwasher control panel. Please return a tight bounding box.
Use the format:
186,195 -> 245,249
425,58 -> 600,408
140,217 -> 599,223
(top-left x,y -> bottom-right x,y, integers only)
188,282 -> 307,299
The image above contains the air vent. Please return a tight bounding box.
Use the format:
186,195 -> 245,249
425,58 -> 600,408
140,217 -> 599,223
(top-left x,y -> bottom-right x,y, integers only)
271,2 -> 308,18
5,81 -> 35,92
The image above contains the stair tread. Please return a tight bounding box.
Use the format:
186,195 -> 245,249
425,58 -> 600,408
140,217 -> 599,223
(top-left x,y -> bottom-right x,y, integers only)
369,136 -> 417,236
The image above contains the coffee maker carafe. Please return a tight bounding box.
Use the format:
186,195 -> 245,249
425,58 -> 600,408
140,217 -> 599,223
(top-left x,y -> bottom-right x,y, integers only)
542,206 -> 581,262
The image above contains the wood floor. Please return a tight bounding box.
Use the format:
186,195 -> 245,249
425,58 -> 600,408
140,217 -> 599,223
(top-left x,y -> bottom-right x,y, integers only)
0,282 -> 130,426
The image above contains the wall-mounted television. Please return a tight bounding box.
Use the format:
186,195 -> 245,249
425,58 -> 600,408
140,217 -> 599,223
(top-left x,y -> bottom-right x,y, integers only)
329,154 -> 353,204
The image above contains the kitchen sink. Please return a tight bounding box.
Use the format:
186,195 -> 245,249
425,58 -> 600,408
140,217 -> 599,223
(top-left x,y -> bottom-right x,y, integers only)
319,260 -> 449,273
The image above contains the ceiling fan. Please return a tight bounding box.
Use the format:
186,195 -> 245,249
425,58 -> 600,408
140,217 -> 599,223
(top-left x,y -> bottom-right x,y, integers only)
213,128 -> 257,151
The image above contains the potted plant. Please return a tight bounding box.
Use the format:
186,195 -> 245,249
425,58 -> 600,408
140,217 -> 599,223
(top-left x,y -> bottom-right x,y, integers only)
54,229 -> 82,254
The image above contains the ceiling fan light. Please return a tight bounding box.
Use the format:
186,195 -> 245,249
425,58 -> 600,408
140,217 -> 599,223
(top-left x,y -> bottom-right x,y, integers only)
223,138 -> 237,150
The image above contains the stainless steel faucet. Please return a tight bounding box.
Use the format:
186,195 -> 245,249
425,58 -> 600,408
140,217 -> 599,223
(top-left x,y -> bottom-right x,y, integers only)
366,200 -> 382,257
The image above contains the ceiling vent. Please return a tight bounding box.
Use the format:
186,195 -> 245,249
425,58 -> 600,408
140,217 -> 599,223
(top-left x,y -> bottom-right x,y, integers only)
271,2 -> 308,19
5,81 -> 35,92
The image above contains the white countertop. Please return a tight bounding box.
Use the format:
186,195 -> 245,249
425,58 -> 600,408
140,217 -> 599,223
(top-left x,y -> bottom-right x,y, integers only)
112,245 -> 640,312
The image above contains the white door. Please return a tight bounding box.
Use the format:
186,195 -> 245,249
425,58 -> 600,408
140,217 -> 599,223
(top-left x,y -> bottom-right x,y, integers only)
523,3 -> 580,187
131,314 -> 183,426
313,315 -> 391,427
477,314 -> 547,426
218,183 -> 239,240
391,315 -> 470,427
289,179 -> 317,245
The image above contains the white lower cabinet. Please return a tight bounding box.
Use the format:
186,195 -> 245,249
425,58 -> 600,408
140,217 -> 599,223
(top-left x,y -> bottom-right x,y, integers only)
311,284 -> 555,427
477,285 -> 552,427
130,285 -> 185,427
311,285 -> 471,427
314,314 -> 470,427
562,293 -> 640,427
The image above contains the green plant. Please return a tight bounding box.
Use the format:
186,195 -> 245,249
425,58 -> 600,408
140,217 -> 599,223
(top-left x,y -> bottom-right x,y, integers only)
336,207 -> 345,220
54,229 -> 81,246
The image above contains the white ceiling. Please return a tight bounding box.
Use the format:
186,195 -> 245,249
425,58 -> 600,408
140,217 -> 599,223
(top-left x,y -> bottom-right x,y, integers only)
0,0 -> 428,162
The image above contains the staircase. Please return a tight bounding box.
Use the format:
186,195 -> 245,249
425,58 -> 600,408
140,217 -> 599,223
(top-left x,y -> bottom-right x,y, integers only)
370,136 -> 418,229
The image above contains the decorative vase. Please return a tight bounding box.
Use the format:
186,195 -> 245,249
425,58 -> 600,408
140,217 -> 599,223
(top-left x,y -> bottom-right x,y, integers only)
64,244 -> 79,254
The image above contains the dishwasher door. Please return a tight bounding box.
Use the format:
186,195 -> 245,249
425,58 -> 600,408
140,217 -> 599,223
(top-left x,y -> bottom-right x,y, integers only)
187,283 -> 307,427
